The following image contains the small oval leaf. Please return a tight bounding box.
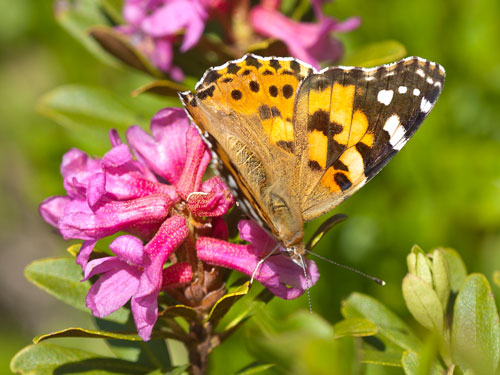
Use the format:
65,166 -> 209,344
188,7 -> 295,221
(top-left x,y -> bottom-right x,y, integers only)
33,327 -> 143,343
451,273 -> 500,374
342,292 -> 421,352
439,248 -> 467,293
402,274 -> 444,333
10,342 -> 152,375
361,350 -> 402,367
159,305 -> 198,321
431,249 -> 451,310
207,282 -> 250,328
333,317 -> 377,339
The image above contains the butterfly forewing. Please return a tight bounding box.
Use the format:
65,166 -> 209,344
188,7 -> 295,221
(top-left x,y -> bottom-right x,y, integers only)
179,54 -> 313,234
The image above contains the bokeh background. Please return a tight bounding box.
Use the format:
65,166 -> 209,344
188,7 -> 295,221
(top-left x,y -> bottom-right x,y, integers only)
1,0 -> 499,373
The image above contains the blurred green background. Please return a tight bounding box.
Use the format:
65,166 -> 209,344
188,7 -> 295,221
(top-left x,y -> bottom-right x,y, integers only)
1,0 -> 499,373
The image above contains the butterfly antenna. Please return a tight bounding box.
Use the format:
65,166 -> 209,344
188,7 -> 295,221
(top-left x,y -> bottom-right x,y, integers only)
304,249 -> 386,286
299,254 -> 313,313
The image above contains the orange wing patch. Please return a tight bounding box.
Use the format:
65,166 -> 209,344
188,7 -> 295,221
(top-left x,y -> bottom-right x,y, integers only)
303,78 -> 374,193
190,55 -> 313,153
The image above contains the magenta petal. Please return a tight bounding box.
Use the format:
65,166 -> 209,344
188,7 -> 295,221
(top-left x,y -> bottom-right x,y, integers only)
104,172 -> 179,201
145,215 -> 188,259
86,266 -> 141,318
131,288 -> 158,341
87,172 -> 106,209
109,129 -> 123,147
109,235 -> 145,266
162,262 -> 192,289
151,37 -> 176,75
39,196 -> 71,227
238,220 -> 276,257
175,126 -> 211,199
126,108 -> 190,184
61,148 -> 101,199
76,240 -> 97,269
141,0 -> 207,51
211,217 -> 228,240
83,256 -> 123,280
196,237 -> 271,279
102,144 -> 134,169
187,177 -> 234,217
58,195 -> 173,240
268,256 -> 320,289
197,236 -> 317,300
250,6 -> 352,68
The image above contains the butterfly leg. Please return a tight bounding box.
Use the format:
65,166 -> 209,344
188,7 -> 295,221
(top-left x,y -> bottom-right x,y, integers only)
250,243 -> 280,284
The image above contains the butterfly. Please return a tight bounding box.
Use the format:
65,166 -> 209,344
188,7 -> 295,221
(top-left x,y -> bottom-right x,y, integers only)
179,54 -> 445,263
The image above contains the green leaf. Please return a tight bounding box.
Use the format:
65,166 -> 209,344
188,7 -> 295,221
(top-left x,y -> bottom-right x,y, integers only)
342,292 -> 421,352
207,282 -> 250,329
402,274 -> 444,333
160,305 -> 198,321
332,317 -> 377,339
402,351 -> 445,375
25,257 -> 129,323
360,350 -> 402,367
431,249 -> 451,310
452,273 -> 500,374
34,327 -> 143,343
94,318 -> 171,369
10,342 -> 152,375
37,85 -> 144,133
89,25 -> 163,78
416,253 -> 433,285
341,40 -> 407,68
55,0 -> 118,67
439,248 -> 467,293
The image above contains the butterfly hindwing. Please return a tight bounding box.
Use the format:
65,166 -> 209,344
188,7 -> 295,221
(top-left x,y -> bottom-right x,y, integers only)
294,57 -> 445,220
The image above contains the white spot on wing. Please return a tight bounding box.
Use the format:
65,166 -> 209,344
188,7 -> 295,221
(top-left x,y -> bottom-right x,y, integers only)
421,97 -> 432,113
416,69 -> 425,77
383,114 -> 406,147
377,89 -> 394,105
383,114 -> 400,134
413,88 -> 421,96
426,77 -> 434,84
398,86 -> 407,94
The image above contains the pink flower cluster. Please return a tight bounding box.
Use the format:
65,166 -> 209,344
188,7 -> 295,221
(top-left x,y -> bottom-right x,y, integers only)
40,108 -> 319,340
117,0 -> 360,78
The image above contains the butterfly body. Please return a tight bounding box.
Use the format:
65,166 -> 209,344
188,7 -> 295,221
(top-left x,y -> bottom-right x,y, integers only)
180,54 -> 445,256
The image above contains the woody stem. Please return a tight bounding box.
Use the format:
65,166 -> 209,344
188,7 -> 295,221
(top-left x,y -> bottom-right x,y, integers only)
187,321 -> 214,375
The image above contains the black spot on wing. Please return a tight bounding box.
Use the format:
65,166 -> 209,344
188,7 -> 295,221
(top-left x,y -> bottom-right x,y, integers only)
258,105 -> 271,120
282,84 -> 294,99
197,85 -> 215,100
226,63 -> 241,75
334,173 -> 352,191
204,70 -> 221,85
269,59 -> 282,71
245,55 -> 263,68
